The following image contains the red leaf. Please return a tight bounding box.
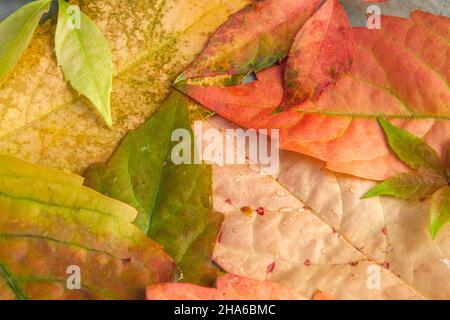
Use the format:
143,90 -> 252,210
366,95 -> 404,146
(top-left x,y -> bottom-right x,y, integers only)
146,274 -> 305,300
282,0 -> 355,107
184,16 -> 450,181
177,0 -> 320,82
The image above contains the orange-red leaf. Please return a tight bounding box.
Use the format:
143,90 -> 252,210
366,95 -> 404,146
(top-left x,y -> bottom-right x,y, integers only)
177,0 -> 320,82
146,274 -> 305,300
184,64 -> 449,180
294,12 -> 450,118
282,0 -> 355,107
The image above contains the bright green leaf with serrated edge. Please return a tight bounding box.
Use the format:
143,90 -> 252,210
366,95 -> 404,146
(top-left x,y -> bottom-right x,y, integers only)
378,119 -> 447,180
430,187 -> 450,239
84,91 -> 223,286
362,172 -> 446,200
55,0 -> 113,126
0,0 -> 51,85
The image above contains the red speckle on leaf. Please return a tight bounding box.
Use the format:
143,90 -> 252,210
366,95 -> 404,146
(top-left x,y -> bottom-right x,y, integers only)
381,261 -> 390,269
381,227 -> 387,235
121,258 -> 132,264
225,198 -> 232,205
331,228 -> 337,233
350,261 -> 358,267
267,261 -> 276,274
304,259 -> 312,266
256,207 -> 265,216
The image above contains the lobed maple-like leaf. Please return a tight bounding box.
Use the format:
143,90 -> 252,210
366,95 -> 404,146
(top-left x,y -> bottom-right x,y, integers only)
204,116 -> 450,299
146,274 -> 305,300
0,156 -> 176,300
84,91 -> 223,286
282,0 -> 355,107
176,0 -> 320,83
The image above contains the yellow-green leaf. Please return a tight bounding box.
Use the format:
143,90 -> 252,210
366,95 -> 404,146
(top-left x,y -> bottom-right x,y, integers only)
430,186 -> 450,239
0,0 -> 51,85
55,0 -> 113,126
0,156 -> 177,300
379,119 -> 447,180
362,172 -> 446,200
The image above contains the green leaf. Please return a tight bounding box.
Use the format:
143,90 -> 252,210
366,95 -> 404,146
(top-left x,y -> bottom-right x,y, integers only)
378,119 -> 447,180
0,156 -> 177,300
84,91 -> 223,286
0,0 -> 51,85
55,0 -> 113,127
362,172 -> 446,200
430,186 -> 450,239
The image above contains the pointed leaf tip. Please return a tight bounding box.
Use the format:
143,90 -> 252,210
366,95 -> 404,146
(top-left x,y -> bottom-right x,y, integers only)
181,0 -> 321,81
378,119 -> 447,180
430,187 -> 450,239
361,172 -> 446,200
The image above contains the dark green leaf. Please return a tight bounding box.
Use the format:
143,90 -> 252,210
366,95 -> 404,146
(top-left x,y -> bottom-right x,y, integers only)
84,91 -> 223,286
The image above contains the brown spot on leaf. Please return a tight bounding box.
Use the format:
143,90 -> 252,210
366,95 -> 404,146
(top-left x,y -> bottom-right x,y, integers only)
240,206 -> 253,217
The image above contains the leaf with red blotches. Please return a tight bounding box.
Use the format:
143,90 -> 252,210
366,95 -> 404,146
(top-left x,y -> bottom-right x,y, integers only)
182,12 -> 450,180
175,0 -> 320,84
146,274 -> 305,300
206,118 -> 450,299
282,0 -> 355,108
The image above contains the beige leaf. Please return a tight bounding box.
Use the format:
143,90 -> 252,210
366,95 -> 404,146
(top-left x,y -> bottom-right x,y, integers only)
207,116 -> 450,299
0,0 -> 250,173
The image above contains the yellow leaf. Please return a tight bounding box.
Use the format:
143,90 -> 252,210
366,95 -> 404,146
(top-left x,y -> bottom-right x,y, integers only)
0,0 -> 250,173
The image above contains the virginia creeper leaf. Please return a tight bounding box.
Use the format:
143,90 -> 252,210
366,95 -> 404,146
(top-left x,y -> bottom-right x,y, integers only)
0,156 -> 176,300
282,0 -> 355,107
378,119 -> 447,180
176,0 -> 320,84
362,172 -> 446,199
0,0 -> 250,173
183,64 -> 450,180
84,91 -> 223,286
0,0 -> 51,85
430,187 -> 450,239
147,274 -> 305,300
55,0 -> 113,127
